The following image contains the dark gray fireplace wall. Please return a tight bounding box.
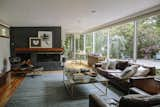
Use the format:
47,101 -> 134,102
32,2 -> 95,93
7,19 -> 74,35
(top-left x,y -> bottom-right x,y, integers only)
10,26 -> 61,56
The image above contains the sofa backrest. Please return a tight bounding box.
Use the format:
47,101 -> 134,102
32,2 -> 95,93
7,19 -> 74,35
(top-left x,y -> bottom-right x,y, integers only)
116,61 -> 129,70
129,63 -> 156,76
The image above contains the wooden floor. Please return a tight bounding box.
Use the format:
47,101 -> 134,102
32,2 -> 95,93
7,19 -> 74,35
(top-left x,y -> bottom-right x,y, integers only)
0,76 -> 24,107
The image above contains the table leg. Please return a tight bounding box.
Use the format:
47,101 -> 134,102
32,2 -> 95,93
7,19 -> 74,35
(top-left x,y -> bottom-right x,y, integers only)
71,84 -> 74,97
105,82 -> 108,95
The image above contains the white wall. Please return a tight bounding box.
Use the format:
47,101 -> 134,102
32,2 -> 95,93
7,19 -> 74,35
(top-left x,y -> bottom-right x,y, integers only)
0,37 -> 10,72
0,20 -> 10,73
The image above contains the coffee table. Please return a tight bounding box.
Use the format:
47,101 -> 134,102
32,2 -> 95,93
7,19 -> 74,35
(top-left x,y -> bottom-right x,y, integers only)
63,60 -> 108,98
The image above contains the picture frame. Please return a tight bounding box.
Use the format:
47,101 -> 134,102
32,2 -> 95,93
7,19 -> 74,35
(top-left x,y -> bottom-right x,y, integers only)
38,31 -> 52,48
29,37 -> 42,48
0,24 -> 10,38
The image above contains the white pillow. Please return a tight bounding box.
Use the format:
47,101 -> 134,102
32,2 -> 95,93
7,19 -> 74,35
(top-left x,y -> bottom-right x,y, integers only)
101,62 -> 109,70
120,65 -> 138,79
108,60 -> 117,69
134,66 -> 150,76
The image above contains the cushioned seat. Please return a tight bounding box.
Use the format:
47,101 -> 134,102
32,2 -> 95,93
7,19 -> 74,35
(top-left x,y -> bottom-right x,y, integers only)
95,60 -> 156,92
89,93 -> 160,107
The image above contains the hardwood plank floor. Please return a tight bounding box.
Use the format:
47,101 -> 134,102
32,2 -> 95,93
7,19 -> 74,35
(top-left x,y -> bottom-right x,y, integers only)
0,76 -> 24,107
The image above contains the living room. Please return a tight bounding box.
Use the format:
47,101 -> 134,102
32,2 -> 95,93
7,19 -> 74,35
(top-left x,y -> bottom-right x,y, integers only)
0,0 -> 160,107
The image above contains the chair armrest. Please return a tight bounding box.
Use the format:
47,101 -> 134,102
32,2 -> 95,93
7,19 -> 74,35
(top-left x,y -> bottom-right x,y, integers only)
129,87 -> 151,96
89,94 -> 108,107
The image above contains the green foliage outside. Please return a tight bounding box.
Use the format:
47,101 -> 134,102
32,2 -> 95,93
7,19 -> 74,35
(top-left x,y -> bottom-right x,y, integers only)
95,30 -> 107,56
64,14 -> 160,60
137,15 -> 160,59
64,34 -> 73,59
109,22 -> 134,59
85,33 -> 93,53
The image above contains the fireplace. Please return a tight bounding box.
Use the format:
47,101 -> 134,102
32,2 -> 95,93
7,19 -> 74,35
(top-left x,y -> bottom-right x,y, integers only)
37,53 -> 60,62
31,52 -> 62,71
15,48 -> 64,71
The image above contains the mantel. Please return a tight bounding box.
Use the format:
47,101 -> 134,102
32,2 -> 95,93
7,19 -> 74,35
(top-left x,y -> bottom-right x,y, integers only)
15,48 -> 64,52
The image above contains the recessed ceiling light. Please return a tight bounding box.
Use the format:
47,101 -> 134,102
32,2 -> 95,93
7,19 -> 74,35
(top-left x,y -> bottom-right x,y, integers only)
91,10 -> 96,14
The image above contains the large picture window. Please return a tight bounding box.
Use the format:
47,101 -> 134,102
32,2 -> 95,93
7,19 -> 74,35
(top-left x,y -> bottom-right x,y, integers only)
85,33 -> 93,53
109,22 -> 134,59
137,14 -> 160,60
95,29 -> 107,56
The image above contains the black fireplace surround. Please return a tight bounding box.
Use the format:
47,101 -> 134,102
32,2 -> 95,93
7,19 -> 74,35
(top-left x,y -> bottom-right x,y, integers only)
31,52 -> 62,70
37,53 -> 60,62
10,26 -> 63,71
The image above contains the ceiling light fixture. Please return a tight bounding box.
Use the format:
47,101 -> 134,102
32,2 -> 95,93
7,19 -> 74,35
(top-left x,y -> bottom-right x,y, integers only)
91,10 -> 96,14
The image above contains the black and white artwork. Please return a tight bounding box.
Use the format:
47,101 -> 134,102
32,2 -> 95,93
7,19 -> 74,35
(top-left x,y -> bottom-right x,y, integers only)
29,37 -> 41,48
38,31 -> 52,48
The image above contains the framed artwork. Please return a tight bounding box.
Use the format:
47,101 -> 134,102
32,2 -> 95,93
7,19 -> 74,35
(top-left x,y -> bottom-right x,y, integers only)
0,24 -> 10,38
29,37 -> 42,48
38,31 -> 52,48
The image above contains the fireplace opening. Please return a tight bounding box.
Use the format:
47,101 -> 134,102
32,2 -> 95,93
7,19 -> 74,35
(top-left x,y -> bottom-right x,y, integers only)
37,54 -> 60,62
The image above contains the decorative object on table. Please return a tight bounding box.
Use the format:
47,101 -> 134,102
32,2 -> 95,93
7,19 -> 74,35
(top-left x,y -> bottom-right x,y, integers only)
38,31 -> 52,48
29,37 -> 41,48
73,72 -> 85,80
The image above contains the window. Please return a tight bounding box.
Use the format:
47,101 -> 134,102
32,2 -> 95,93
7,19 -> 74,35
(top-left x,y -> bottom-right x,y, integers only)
137,14 -> 160,59
109,22 -> 134,59
75,35 -> 84,52
95,29 -> 107,56
64,35 -> 74,59
85,33 -> 93,53
0,25 -> 9,37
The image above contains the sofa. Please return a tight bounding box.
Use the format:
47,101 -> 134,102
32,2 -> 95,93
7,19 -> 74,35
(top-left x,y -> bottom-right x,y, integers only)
89,93 -> 160,107
95,60 -> 156,92
89,84 -> 160,107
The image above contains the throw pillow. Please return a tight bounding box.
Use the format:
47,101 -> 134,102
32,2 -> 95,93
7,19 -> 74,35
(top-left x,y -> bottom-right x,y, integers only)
108,60 -> 117,69
101,62 -> 108,70
134,66 -> 150,77
120,65 -> 139,79
116,61 -> 129,70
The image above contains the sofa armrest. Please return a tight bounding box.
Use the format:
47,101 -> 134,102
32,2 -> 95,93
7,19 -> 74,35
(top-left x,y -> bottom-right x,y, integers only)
129,87 -> 151,96
129,76 -> 159,94
119,94 -> 151,107
130,76 -> 154,80
89,94 -> 108,107
129,76 -> 155,86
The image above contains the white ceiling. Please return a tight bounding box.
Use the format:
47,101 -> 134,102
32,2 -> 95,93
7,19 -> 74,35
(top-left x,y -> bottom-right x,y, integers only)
0,0 -> 160,33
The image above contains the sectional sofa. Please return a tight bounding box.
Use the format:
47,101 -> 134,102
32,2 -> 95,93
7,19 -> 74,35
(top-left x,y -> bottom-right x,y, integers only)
95,60 -> 156,92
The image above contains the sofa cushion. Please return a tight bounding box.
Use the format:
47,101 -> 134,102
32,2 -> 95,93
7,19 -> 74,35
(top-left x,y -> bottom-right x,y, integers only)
119,94 -> 150,107
134,66 -> 150,77
120,65 -> 139,79
119,94 -> 160,107
116,61 -> 129,70
110,72 -> 122,79
106,69 -> 122,73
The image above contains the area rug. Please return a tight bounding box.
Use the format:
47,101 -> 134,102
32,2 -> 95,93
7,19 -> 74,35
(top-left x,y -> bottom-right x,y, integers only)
6,71 -> 124,107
